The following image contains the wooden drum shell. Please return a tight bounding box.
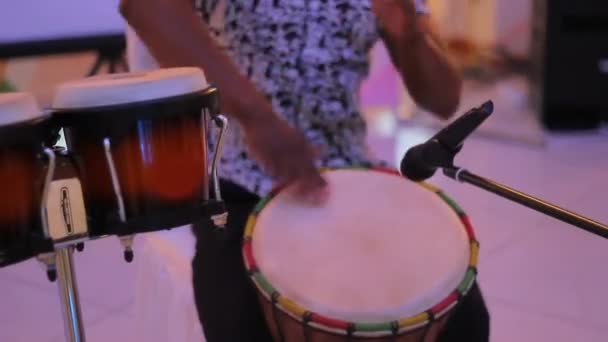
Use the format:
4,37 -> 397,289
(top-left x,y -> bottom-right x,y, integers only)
55,89 -> 218,236
257,292 -> 452,342
0,120 -> 53,267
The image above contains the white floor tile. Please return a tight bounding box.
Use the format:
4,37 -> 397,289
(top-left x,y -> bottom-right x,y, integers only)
489,298 -> 607,342
480,231 -> 586,322
0,276 -> 106,342
51,306 -> 136,342
1,237 -> 140,313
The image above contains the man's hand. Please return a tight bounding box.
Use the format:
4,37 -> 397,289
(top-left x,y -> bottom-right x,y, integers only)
371,0 -> 424,45
243,115 -> 328,204
371,0 -> 462,119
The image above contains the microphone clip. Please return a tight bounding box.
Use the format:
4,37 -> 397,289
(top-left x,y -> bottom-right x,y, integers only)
419,139 -> 458,169
431,100 -> 494,157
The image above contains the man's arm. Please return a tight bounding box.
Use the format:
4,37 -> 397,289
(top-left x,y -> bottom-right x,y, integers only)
119,0 -> 326,198
372,1 -> 462,119
120,0 -> 271,126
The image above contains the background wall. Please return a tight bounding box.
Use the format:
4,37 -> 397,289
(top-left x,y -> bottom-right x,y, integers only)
430,0 -> 532,57
1,0 -> 535,115
0,0 -> 123,45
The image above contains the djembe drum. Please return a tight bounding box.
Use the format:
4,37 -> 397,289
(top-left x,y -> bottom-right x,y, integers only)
243,168 -> 479,341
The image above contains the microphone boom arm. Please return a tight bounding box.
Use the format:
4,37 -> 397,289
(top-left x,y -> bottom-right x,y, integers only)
443,166 -> 608,239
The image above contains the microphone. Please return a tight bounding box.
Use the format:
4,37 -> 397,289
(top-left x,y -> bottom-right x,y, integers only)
399,142 -> 441,181
400,101 -> 494,181
399,101 -> 608,241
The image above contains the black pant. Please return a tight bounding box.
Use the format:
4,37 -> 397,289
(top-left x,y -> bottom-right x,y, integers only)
192,181 -> 490,341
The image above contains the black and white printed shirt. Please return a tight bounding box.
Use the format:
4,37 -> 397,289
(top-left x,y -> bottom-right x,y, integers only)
127,0 -> 429,196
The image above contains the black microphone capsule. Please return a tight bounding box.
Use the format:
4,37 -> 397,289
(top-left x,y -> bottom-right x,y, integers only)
400,143 -> 437,182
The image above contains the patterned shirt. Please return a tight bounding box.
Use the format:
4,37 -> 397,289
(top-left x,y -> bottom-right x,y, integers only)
127,0 -> 428,196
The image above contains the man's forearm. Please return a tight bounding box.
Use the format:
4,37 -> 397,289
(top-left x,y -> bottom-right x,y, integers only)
120,0 -> 272,126
383,25 -> 462,119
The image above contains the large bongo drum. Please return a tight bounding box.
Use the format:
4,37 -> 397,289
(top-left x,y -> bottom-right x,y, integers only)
243,168 -> 479,341
52,68 -> 224,237
0,93 -> 55,267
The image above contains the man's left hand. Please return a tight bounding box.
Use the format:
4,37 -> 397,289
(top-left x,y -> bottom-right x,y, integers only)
371,0 -> 425,45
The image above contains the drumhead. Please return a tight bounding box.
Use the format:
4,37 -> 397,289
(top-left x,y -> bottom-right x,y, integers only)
0,92 -> 44,126
248,169 -> 472,324
52,67 -> 209,109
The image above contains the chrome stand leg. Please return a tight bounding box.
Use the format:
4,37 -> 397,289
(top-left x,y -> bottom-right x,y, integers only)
56,247 -> 86,342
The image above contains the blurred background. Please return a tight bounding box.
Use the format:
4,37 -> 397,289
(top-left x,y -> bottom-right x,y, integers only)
1,1 -> 607,341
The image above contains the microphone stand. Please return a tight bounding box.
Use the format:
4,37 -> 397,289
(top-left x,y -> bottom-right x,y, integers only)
442,166 -> 608,239
402,100 -> 608,240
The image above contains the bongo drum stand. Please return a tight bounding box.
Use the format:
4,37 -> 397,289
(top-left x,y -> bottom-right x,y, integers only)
40,113 -> 229,341
40,70 -> 230,341
37,147 -> 88,342
401,101 -> 608,238
38,247 -> 87,342
55,246 -> 86,342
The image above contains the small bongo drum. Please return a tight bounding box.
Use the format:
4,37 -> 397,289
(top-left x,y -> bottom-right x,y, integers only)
0,93 -> 55,267
52,68 -> 225,237
243,168 -> 479,341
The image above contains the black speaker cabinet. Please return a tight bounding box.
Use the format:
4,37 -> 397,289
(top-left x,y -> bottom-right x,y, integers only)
531,0 -> 608,130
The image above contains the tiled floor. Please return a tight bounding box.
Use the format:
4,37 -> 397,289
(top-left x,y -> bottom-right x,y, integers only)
0,238 -> 138,342
417,130 -> 608,342
1,120 -> 607,341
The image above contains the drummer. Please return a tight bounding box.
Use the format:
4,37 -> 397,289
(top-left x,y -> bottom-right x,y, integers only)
120,0 -> 489,341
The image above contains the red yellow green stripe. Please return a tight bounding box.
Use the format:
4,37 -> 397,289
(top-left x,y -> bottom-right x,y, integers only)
252,197 -> 272,214
242,240 -> 257,271
470,240 -> 480,267
354,321 -> 394,332
252,272 -> 276,295
309,313 -> 350,330
398,312 -> 429,327
431,292 -> 459,316
457,268 -> 477,294
244,216 -> 256,239
437,191 -> 465,216
277,296 -> 308,318
417,181 -> 441,193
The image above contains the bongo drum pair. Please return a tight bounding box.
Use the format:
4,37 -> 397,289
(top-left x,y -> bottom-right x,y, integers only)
1,68 -> 229,342
244,168 -> 479,341
0,67 -> 227,268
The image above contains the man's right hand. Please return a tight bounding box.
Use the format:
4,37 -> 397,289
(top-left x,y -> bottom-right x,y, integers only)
243,115 -> 328,204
